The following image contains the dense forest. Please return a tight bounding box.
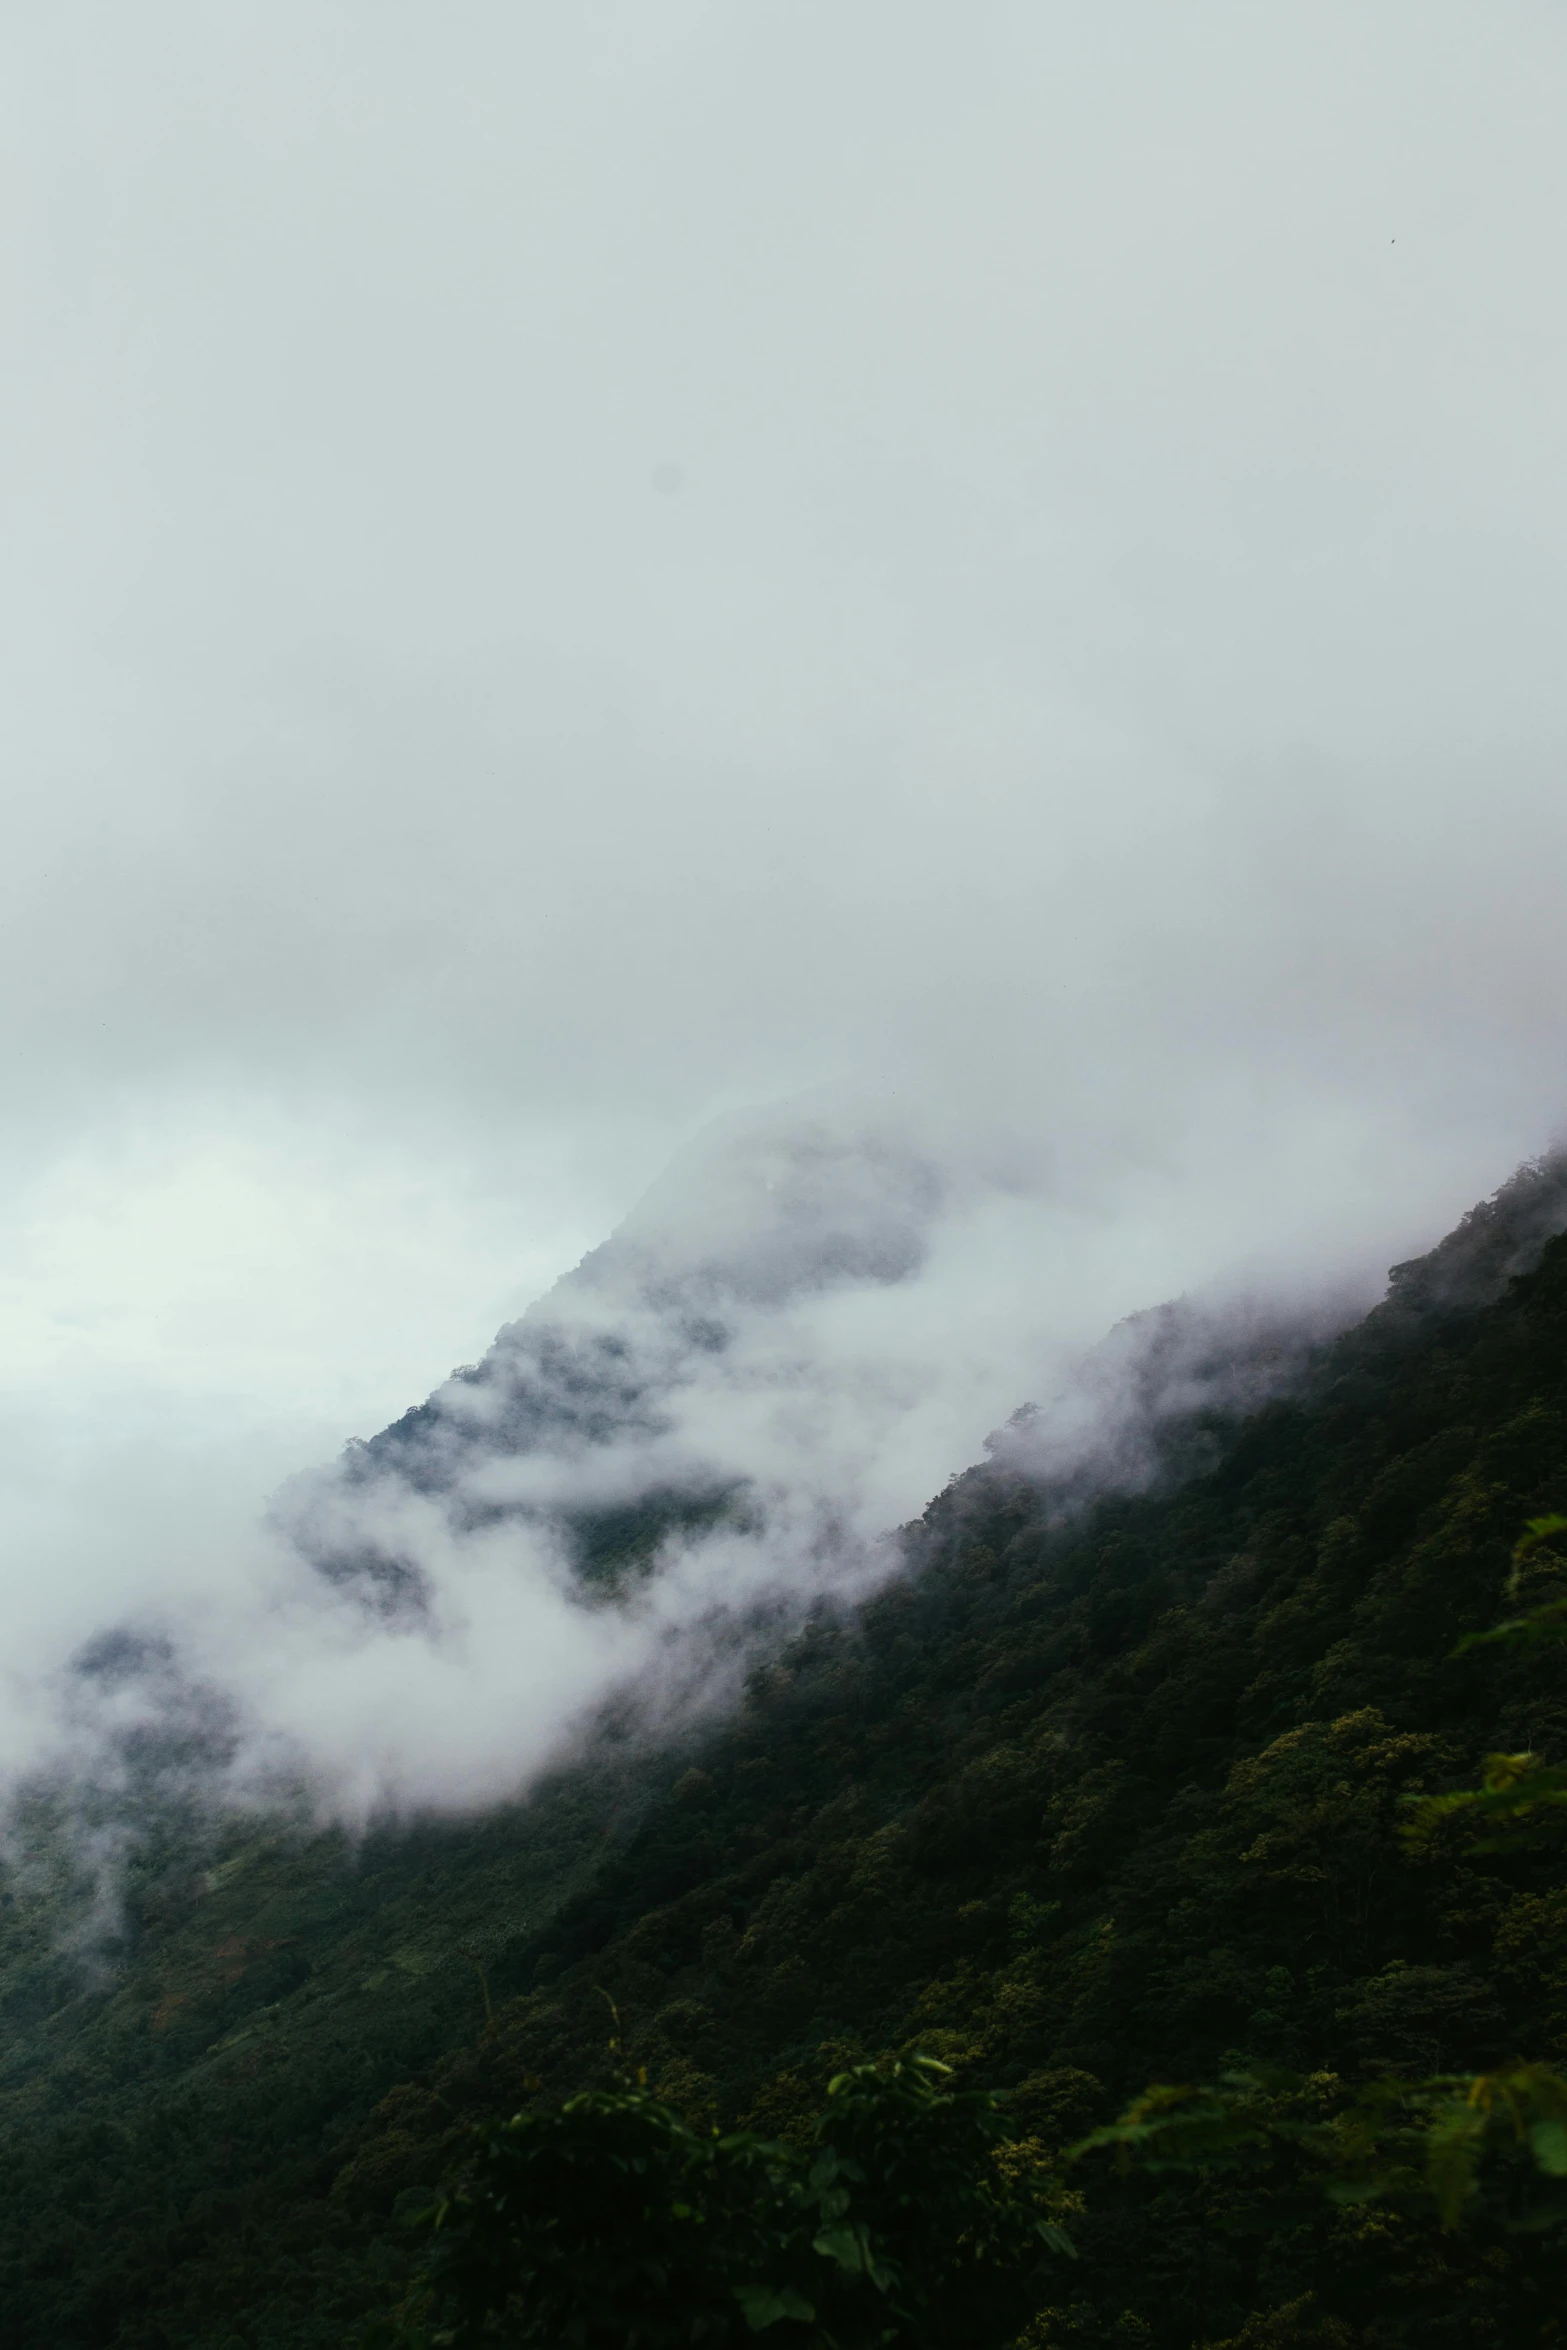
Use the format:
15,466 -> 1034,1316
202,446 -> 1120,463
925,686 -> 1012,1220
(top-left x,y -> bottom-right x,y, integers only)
7,1159 -> 1567,2346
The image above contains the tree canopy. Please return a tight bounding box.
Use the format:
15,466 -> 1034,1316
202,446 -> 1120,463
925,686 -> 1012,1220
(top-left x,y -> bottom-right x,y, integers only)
7,1170 -> 1567,2344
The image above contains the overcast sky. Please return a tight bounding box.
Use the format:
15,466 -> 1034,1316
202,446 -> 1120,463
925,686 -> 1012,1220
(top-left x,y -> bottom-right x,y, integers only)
5,1 -> 1567,1783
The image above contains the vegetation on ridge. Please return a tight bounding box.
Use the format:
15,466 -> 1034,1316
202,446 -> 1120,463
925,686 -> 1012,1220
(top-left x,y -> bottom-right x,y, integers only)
6,1164 -> 1567,2343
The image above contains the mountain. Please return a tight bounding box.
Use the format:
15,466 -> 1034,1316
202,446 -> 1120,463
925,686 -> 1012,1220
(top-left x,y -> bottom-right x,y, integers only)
4,1151 -> 1567,2346
277,1105 -> 946,1617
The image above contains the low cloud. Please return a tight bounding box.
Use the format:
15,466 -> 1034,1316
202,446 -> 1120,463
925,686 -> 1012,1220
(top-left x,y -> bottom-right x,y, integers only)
0,1100 -> 1446,1837
4,3 -> 1567,1884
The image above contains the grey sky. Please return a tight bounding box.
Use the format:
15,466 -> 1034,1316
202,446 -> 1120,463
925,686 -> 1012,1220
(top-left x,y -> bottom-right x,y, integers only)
3,2 -> 1567,1800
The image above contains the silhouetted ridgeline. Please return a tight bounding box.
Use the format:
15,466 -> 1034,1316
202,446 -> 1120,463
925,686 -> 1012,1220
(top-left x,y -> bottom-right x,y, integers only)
5,1155 -> 1567,2345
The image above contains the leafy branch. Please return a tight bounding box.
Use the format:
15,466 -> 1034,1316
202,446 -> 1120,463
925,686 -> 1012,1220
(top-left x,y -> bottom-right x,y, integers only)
1399,1516 -> 1567,1848
1070,2062 -> 1567,2235
373,2055 -> 1073,2349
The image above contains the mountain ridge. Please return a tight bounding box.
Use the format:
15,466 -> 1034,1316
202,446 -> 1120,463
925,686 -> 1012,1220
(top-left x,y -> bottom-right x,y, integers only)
6,1150 -> 1567,2344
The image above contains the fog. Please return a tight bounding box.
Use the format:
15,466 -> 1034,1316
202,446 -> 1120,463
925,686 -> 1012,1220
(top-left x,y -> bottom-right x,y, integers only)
4,0 -> 1567,1815
6,1101 -> 1389,1822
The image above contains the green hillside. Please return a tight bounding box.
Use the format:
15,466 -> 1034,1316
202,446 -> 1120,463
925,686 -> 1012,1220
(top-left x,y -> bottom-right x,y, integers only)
8,1162 -> 1567,2346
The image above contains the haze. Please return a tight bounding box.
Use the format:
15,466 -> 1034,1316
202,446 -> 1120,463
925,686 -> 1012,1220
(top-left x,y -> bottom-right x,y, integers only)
4,1 -> 1567,1807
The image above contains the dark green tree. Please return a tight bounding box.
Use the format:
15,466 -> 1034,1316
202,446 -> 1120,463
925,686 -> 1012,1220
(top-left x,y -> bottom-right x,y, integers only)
379,2056 -> 1072,2349
1065,1516 -> 1567,2341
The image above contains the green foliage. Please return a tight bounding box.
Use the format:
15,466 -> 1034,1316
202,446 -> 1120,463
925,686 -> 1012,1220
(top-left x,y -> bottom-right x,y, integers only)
1402,1748 -> 1567,1851
1405,1517 -> 1567,1849
383,2058 -> 1070,2349
9,1173 -> 1567,2342
1072,1483 -> 1567,2331
1452,1515 -> 1567,1654
392,2082 -> 805,2348
1072,2061 -> 1567,2235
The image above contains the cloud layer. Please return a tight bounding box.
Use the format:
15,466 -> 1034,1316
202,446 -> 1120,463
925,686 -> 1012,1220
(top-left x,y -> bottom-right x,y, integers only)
0,1105 -> 1378,1823
3,2 -> 1567,1819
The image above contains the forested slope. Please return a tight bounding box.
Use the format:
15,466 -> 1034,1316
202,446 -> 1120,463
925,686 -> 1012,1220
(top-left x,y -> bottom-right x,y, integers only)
7,1160 -> 1567,2346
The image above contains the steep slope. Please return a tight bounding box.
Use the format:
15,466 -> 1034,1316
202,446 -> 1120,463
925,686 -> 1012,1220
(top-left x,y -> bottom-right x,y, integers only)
4,1156 -> 1567,2346
274,1107 -> 946,1618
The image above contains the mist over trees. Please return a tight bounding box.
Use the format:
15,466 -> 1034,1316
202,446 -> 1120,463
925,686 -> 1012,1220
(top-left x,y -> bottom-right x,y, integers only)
6,1160 -> 1567,2343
